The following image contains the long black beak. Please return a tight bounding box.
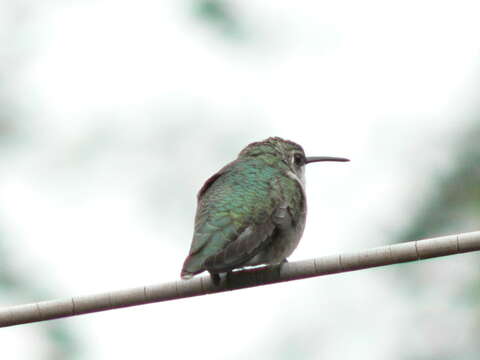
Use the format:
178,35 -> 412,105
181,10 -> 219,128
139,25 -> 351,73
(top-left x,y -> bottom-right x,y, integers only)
305,156 -> 350,164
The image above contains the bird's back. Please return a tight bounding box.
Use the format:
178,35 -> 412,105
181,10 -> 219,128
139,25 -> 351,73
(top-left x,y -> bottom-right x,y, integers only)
181,157 -> 300,278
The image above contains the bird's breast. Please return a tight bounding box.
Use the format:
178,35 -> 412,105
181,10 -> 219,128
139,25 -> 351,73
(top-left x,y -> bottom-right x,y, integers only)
247,203 -> 306,266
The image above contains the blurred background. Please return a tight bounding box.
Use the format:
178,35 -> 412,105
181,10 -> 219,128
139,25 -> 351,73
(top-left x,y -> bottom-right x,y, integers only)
1,0 -> 479,359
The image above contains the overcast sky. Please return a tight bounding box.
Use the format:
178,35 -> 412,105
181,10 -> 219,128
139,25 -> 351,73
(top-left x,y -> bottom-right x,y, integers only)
2,1 -> 480,359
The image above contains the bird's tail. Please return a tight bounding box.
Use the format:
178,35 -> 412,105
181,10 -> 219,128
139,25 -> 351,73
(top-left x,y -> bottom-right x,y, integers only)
180,255 -> 204,279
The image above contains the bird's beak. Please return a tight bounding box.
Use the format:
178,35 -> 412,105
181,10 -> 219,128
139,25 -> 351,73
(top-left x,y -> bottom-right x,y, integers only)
305,156 -> 350,164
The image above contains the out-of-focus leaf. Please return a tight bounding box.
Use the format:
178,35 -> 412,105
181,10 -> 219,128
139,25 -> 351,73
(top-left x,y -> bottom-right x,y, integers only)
191,0 -> 246,40
396,121 -> 480,359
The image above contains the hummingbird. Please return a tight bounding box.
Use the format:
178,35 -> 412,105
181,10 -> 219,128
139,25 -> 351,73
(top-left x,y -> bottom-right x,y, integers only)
181,137 -> 349,282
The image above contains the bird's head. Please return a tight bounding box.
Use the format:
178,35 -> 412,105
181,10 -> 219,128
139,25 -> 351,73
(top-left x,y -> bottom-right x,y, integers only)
239,137 -> 349,184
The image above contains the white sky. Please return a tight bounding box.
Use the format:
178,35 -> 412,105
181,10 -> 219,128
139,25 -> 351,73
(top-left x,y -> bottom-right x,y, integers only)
2,0 -> 480,359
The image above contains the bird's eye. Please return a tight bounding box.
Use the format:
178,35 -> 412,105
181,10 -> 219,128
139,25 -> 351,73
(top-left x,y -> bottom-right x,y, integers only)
293,153 -> 304,166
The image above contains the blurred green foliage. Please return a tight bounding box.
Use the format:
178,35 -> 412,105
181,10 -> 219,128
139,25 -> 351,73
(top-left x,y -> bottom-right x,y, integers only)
0,228 -> 80,358
0,2 -> 80,359
401,125 -> 480,241
191,0 -> 246,40
397,122 -> 480,359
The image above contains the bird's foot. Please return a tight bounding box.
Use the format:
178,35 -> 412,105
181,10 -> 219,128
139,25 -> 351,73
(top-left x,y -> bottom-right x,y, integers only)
272,259 -> 287,277
209,272 -> 221,286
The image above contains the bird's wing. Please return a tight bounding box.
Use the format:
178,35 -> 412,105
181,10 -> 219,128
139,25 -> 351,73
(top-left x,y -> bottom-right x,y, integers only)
202,216 -> 278,273
186,161 -> 235,256
181,161 -> 293,277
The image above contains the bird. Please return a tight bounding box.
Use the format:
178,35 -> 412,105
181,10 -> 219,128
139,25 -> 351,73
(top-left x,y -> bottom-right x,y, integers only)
180,136 -> 349,283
